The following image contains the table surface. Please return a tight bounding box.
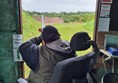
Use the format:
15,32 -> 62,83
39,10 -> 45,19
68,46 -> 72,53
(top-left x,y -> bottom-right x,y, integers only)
100,49 -> 118,58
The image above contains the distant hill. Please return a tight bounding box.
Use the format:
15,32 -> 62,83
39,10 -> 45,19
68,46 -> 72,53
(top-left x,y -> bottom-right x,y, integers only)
24,10 -> 95,23
33,16 -> 64,24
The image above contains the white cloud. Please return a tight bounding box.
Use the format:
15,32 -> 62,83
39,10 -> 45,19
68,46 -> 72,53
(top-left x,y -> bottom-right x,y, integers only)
22,0 -> 96,12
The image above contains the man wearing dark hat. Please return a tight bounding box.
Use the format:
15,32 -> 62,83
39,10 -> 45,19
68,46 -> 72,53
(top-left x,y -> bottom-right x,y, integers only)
19,25 -> 76,83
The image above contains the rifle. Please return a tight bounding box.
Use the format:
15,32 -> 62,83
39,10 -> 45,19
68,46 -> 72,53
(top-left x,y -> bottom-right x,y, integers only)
39,14 -> 45,32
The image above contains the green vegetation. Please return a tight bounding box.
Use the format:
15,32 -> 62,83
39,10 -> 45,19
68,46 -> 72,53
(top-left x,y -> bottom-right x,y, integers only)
22,12 -> 41,41
22,11 -> 95,78
23,10 -> 95,23
22,11 -> 95,40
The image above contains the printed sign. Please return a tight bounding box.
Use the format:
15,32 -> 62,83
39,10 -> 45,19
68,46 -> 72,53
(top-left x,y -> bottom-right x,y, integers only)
98,18 -> 110,32
13,49 -> 23,62
102,0 -> 112,3
100,4 -> 111,17
13,34 -> 22,48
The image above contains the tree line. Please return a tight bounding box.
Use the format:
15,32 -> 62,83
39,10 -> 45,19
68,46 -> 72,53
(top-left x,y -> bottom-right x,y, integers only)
23,10 -> 95,23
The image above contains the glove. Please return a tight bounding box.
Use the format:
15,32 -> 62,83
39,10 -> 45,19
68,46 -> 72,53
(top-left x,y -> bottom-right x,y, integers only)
37,35 -> 42,45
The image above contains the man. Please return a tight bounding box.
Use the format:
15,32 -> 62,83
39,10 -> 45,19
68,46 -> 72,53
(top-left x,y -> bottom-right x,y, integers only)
19,25 -> 76,83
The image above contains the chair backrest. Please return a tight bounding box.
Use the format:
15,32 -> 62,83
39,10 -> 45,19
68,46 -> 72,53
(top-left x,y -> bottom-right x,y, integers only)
48,52 -> 95,83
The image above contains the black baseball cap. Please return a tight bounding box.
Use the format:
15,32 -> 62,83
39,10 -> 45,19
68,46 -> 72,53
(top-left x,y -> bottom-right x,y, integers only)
41,25 -> 60,43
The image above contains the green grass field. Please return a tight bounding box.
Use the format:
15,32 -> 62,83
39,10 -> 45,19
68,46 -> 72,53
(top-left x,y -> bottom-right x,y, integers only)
22,12 -> 95,78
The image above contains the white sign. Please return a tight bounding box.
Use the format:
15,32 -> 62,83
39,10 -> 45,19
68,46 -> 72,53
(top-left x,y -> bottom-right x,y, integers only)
100,4 -> 111,17
13,49 -> 23,62
98,18 -> 110,32
13,34 -> 22,48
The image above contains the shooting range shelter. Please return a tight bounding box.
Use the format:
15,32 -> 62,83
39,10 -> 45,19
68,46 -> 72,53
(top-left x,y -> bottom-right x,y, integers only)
0,0 -> 118,83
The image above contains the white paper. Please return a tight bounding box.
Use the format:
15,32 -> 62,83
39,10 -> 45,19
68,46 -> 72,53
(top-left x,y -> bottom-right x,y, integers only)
17,78 -> 27,83
13,49 -> 23,62
13,34 -> 22,49
98,18 -> 110,32
100,4 -> 111,17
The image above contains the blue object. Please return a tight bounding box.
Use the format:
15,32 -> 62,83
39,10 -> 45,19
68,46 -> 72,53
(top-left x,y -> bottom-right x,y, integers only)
107,47 -> 118,56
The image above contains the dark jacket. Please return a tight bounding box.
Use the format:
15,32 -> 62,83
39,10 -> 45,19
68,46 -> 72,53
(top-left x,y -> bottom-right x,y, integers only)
19,37 -> 76,83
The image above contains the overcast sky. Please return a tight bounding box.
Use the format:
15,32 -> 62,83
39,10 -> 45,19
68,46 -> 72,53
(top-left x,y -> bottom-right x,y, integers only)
22,0 -> 96,13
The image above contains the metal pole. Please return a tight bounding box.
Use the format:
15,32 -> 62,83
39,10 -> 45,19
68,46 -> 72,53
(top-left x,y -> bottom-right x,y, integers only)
93,0 -> 101,42
18,0 -> 23,34
18,0 -> 24,78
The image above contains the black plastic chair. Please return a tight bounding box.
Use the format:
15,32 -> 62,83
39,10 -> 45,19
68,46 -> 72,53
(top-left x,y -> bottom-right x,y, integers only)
48,52 -> 95,83
48,32 -> 99,83
101,73 -> 118,83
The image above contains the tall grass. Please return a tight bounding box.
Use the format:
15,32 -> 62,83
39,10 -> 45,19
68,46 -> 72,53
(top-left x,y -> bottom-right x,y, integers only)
22,12 -> 41,41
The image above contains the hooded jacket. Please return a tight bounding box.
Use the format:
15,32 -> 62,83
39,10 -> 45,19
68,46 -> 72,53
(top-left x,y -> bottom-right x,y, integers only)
19,37 -> 76,83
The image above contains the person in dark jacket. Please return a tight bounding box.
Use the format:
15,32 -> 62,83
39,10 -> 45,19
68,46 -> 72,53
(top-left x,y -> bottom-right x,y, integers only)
19,25 -> 76,83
